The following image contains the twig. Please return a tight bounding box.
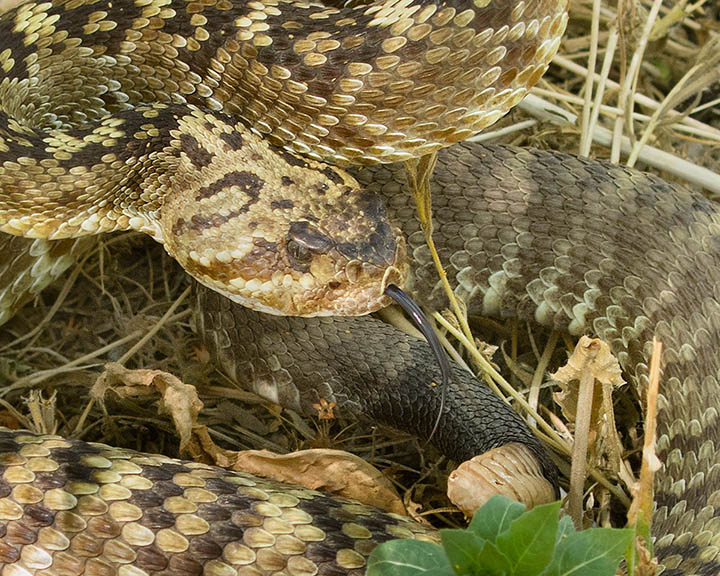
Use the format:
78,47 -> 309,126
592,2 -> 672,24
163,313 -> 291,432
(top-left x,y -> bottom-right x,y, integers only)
627,339 -> 662,527
628,37 -> 720,167
519,94 -> 720,193
569,360 -> 595,528
117,287 -> 192,364
582,26 -> 618,156
551,54 -> 720,136
579,0 -> 603,155
612,0 -> 664,163
404,153 -> 475,347
528,332 -> 559,428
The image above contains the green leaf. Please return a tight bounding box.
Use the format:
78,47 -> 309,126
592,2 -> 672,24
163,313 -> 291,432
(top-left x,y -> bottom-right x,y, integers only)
541,527 -> 634,576
555,516 -> 575,545
367,539 -> 454,576
474,541 -> 513,576
441,529 -> 486,575
495,500 -> 561,575
468,495 -> 526,542
440,530 -> 512,576
367,499 -> 634,576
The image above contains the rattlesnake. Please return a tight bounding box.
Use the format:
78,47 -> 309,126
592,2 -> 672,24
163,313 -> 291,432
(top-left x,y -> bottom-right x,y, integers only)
0,0 -> 716,574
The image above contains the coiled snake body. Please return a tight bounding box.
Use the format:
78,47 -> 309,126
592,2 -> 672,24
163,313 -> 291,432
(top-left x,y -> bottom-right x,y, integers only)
0,0 -> 716,574
0,0 -> 567,316
3,142 -> 720,575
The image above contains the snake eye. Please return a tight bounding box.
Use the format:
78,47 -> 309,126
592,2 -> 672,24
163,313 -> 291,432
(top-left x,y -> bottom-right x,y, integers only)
286,221 -> 334,269
287,240 -> 313,264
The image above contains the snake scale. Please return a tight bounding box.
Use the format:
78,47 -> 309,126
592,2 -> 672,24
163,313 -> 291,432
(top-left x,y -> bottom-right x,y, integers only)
0,0 -> 717,573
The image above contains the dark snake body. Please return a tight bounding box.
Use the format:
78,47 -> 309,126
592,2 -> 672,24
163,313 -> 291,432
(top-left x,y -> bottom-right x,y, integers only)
1,143 -> 718,575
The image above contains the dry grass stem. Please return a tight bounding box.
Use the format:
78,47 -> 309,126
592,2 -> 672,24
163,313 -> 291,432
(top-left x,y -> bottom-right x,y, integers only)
549,54 -> 720,135
528,332 -> 559,428
116,287 -> 191,364
579,0 -> 603,155
582,26 -> 618,156
404,152 -> 477,348
519,95 -> 720,193
628,37 -> 720,166
568,362 -> 595,528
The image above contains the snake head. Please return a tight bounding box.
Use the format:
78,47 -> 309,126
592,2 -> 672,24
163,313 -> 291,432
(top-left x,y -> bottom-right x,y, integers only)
157,111 -> 407,316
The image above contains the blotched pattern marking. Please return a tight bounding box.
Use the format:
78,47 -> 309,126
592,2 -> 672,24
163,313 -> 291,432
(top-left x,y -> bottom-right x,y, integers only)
0,430 -> 437,576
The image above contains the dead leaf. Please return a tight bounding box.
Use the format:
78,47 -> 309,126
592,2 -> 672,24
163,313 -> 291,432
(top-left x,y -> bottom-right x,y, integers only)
231,448 -> 406,515
553,336 -> 624,422
92,365 -> 405,515
189,425 -> 237,467
404,496 -> 426,524
312,398 -> 337,420
552,337 -> 635,527
552,336 -> 631,484
92,363 -> 203,452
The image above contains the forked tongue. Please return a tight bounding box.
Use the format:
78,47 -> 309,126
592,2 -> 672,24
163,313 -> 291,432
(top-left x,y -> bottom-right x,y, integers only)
384,284 -> 452,440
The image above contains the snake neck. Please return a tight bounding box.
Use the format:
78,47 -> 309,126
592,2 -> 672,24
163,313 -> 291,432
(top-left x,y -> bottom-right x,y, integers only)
198,285 -> 560,489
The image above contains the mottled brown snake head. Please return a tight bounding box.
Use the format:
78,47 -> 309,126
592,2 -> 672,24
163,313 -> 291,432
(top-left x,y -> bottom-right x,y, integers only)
0,104 -> 408,317
155,109 -> 409,317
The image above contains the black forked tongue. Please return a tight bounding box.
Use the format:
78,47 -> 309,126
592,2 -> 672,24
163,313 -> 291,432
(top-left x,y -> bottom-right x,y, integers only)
385,284 -> 451,440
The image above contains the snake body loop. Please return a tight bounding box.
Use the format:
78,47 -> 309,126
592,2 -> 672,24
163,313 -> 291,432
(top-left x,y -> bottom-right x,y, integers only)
0,0 -> 568,164
2,143 -> 719,575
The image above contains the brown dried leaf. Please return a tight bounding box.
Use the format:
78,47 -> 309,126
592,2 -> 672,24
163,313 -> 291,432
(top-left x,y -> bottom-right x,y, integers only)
312,398 -> 337,420
185,425 -> 405,518
189,425 -> 237,466
92,362 -> 203,452
232,448 -> 406,515
404,497 -> 426,524
552,337 -> 627,465
552,337 -> 633,525
553,336 -> 624,422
